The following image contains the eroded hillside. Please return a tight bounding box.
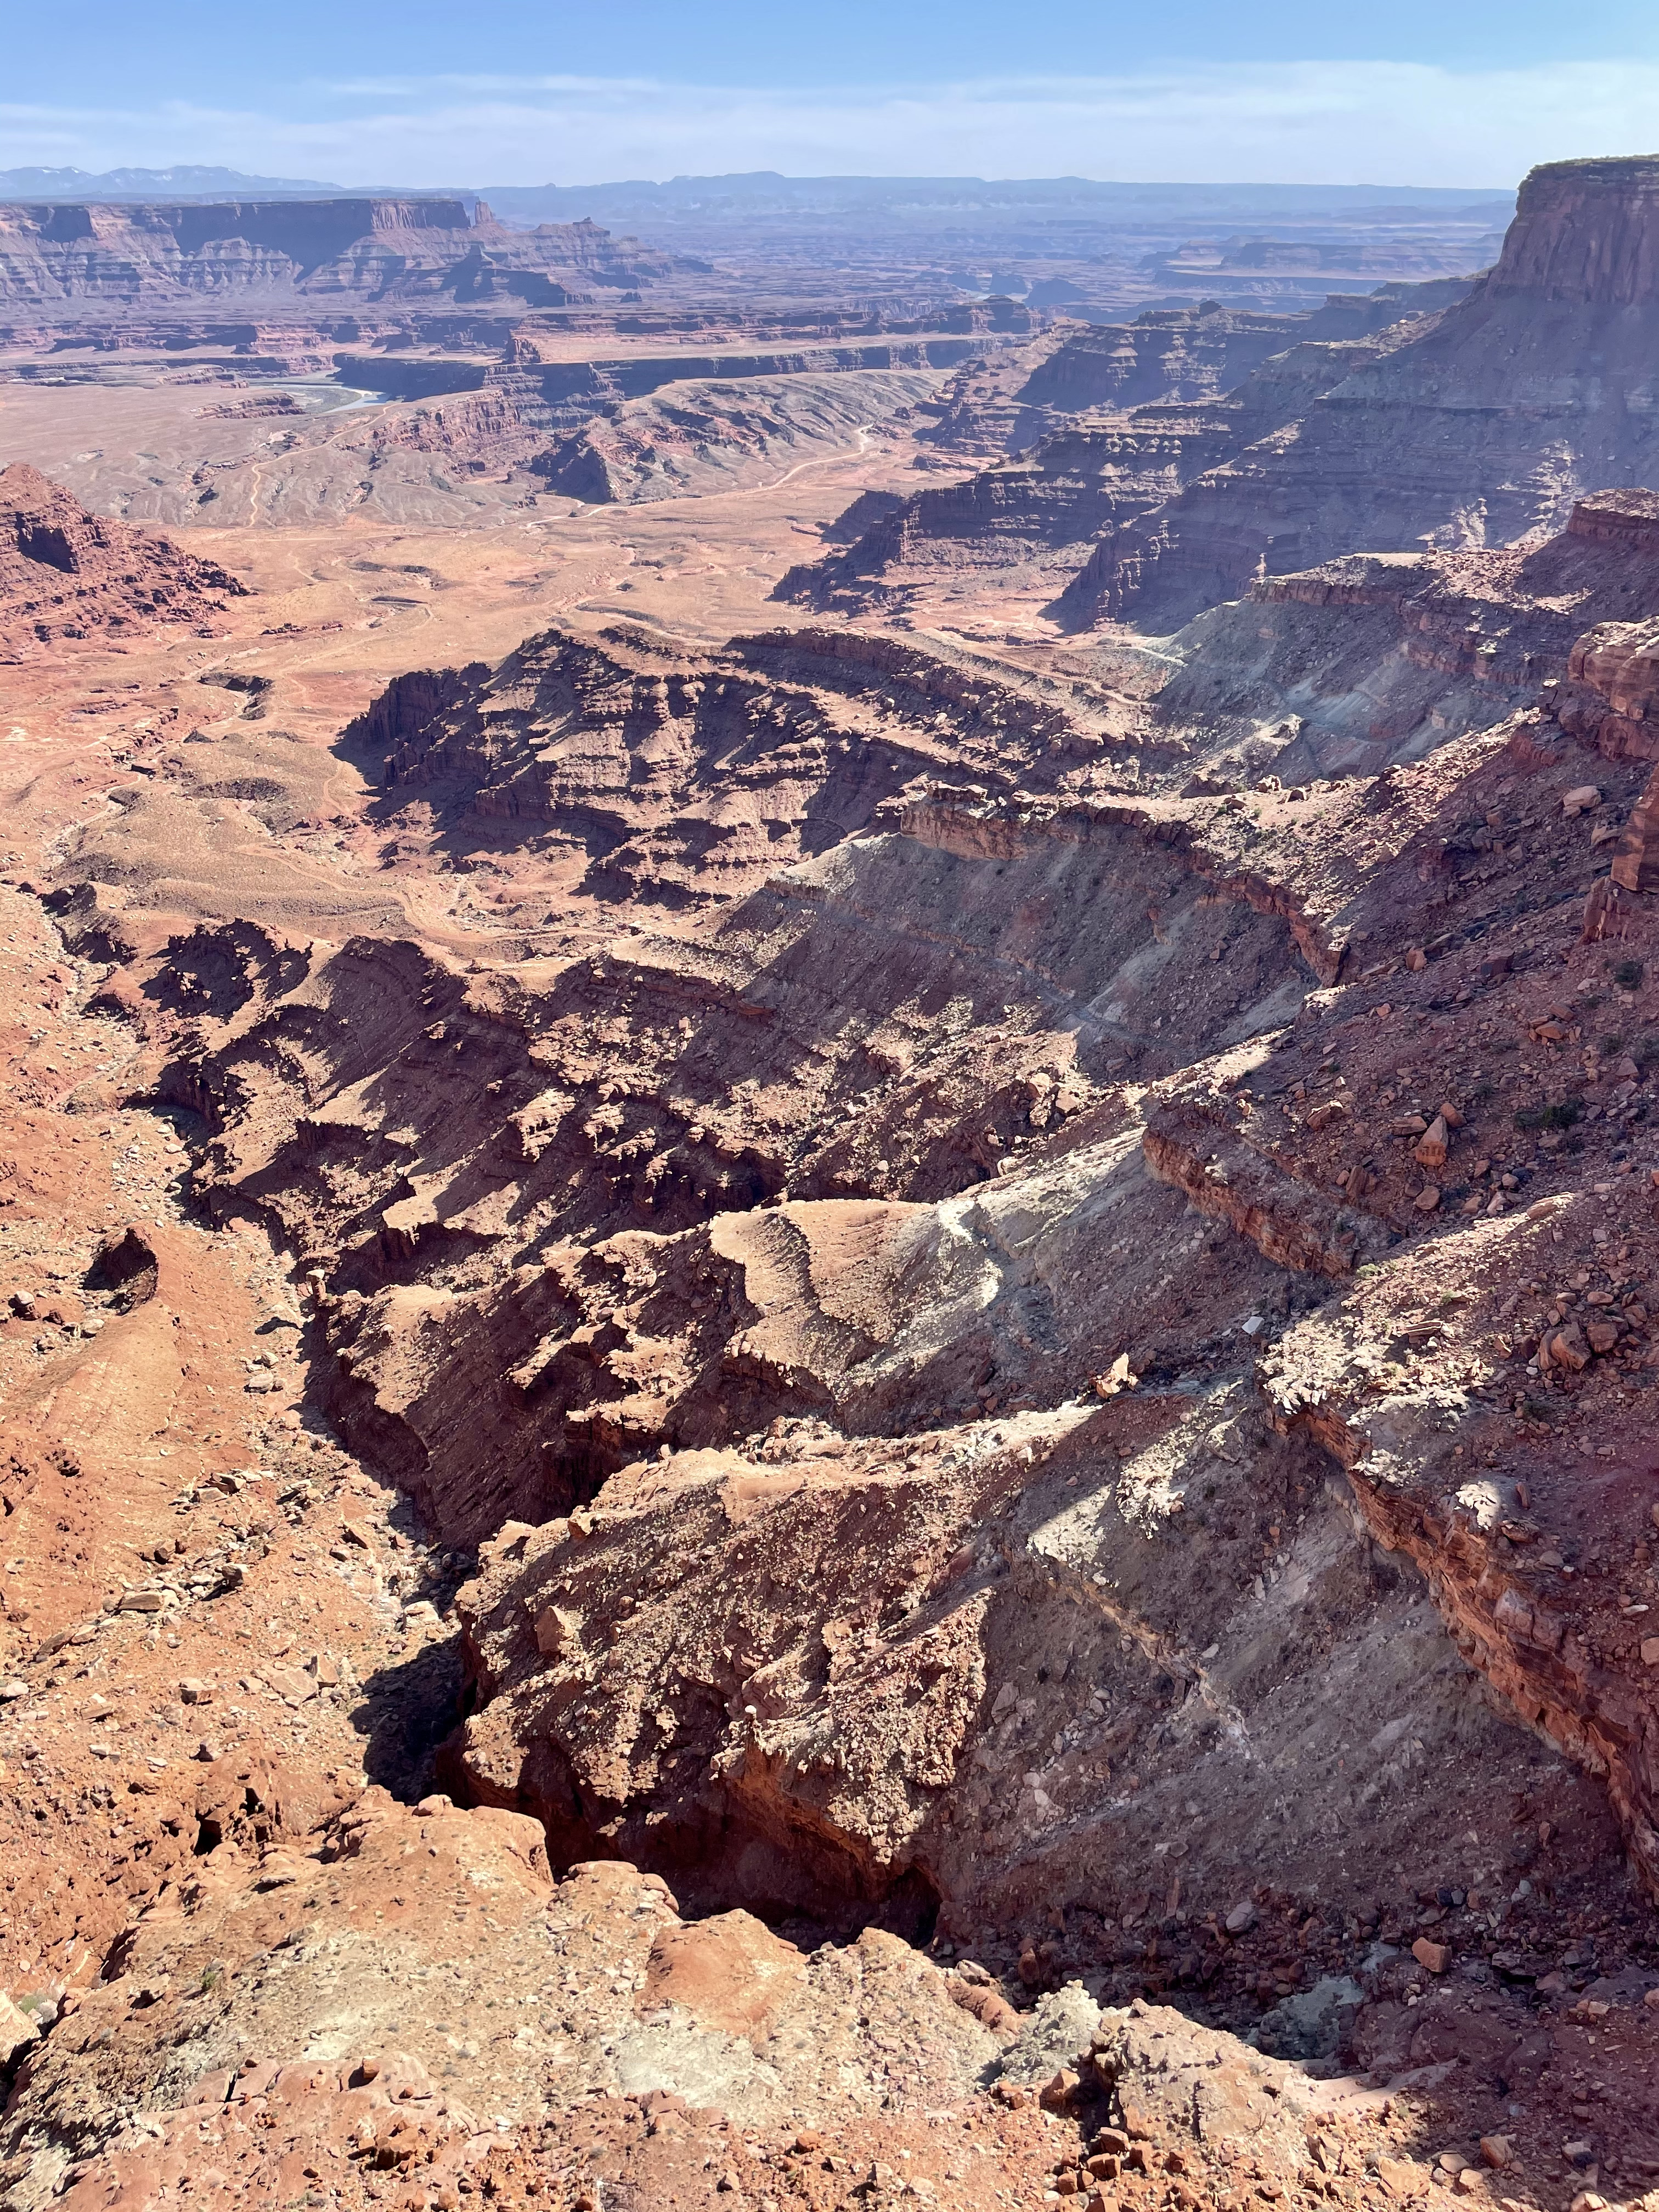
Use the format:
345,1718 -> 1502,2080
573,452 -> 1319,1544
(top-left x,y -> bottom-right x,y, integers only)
2,154 -> 1659,2212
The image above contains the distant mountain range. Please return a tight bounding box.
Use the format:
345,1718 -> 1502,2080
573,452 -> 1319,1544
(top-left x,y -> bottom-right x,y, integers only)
0,166 -> 1514,222
0,164 -> 342,199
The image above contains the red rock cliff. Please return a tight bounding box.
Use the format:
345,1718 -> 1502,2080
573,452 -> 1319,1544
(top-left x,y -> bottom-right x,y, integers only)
1487,154 -> 1659,304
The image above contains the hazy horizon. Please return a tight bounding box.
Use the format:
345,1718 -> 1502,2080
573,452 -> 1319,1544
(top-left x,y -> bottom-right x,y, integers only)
6,0 -> 1659,191
0,163 -> 1520,200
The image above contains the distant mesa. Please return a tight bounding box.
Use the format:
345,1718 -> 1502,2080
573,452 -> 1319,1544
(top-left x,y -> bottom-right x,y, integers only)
1024,275 -> 1090,307
0,462 -> 245,659
470,172 -> 1515,225
0,196 -> 696,312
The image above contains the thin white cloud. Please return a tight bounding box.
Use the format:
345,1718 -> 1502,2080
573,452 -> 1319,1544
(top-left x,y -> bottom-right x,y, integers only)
2,63 -> 1657,188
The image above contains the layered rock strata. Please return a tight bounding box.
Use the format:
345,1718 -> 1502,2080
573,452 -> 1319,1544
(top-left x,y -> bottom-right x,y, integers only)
1067,157 -> 1659,631
915,304 -> 1309,461
0,462 -> 244,657
530,366 -> 943,505
37,566 -> 1659,1955
346,618 -> 1135,904
0,198 -> 688,312
780,334 -> 1410,618
1149,488 -> 1659,781
892,285 -> 1471,464
13,168 -> 1659,2212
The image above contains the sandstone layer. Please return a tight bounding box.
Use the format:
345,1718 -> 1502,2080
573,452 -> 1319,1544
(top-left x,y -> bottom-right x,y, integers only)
1065,158 -> 1659,630
0,200 -> 690,313
780,331 -> 1419,621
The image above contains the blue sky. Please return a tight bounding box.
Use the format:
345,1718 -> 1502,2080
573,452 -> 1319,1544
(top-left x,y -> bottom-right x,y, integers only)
5,1 -> 1659,185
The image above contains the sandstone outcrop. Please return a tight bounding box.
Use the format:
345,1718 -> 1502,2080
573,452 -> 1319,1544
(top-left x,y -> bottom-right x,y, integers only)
914,304 -> 1310,461
37,580 -> 1653,1961
0,1807 -> 1004,2212
1150,488 -> 1659,781
782,332 -> 1410,618
347,618 -> 1129,904
108,800 -> 1314,1539
1068,157 -> 1659,631
1483,157 -> 1659,304
444,1372 -> 1572,1950
0,463 -> 244,657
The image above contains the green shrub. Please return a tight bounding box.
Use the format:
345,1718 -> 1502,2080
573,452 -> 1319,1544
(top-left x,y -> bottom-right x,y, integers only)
1514,1096 -> 1583,1132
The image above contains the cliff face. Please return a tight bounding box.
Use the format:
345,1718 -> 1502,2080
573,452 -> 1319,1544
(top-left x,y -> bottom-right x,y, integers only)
780,334 -> 1402,618
1068,157 -> 1659,632
1013,305 -> 1310,415
0,198 -> 686,309
1485,155 -> 1659,304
